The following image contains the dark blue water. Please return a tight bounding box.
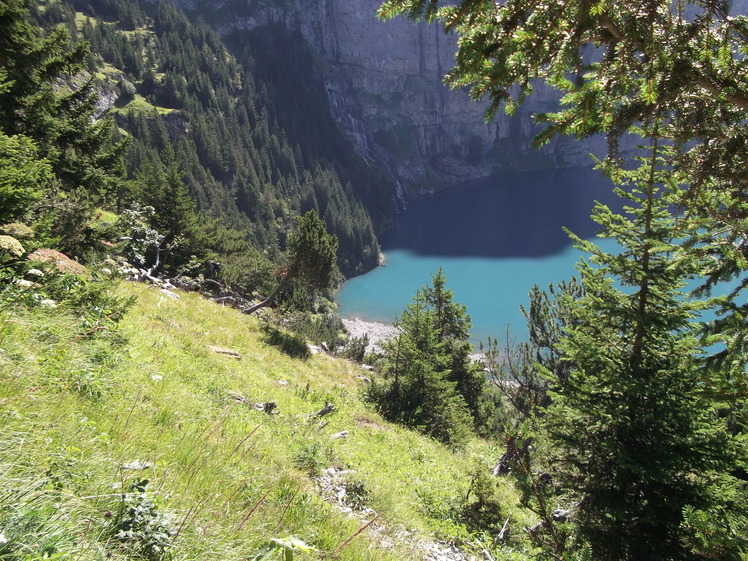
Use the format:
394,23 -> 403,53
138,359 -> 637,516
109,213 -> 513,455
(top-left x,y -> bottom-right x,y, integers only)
337,168 -> 621,344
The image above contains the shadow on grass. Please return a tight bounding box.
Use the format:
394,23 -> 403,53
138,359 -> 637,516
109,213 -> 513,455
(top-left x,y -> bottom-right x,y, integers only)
262,327 -> 311,360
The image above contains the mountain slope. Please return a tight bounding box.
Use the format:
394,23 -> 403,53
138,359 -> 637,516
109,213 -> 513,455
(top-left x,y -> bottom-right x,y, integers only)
37,0 -> 395,277
0,280 -> 534,559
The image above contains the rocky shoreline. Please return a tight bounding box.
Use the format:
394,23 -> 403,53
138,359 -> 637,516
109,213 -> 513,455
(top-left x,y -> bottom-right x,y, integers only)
341,317 -> 399,353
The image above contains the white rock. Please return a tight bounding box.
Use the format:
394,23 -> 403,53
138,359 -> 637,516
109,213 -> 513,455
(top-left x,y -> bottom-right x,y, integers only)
121,460 -> 154,470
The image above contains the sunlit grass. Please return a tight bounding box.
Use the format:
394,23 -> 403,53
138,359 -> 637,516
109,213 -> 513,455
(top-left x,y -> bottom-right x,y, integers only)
112,94 -> 174,116
0,281 -> 532,560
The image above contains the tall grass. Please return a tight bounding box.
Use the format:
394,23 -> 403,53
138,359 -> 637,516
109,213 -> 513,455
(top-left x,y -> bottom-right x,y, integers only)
0,281 -> 533,560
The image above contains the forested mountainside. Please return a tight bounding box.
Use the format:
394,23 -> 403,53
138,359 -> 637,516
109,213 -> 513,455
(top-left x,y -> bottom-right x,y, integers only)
35,0 -> 396,278
173,0 -> 611,191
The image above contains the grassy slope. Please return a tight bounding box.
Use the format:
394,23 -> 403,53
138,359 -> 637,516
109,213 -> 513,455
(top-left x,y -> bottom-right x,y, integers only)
0,281 -> 533,560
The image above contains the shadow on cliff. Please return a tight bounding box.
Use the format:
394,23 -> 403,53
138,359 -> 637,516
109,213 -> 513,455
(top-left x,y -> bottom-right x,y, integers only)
379,168 -> 623,259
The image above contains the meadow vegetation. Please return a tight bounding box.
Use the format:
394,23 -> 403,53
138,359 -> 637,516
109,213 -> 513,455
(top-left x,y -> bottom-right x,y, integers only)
0,274 -> 535,560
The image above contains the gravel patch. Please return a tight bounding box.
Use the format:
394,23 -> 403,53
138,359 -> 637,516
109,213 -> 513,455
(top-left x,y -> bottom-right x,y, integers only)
342,317 -> 400,353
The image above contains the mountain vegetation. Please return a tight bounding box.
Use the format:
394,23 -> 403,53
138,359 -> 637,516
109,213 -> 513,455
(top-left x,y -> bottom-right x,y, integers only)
0,278 -> 539,560
28,0 -> 395,283
2,0 -> 747,559
0,2 -> 524,558
367,269 -> 490,446
378,0 -> 748,559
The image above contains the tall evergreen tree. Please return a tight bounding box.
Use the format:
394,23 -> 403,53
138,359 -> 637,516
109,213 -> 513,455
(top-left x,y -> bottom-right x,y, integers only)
245,210 -> 338,314
133,151 -> 203,272
378,2 -> 748,555
0,120 -> 51,225
369,271 -> 475,445
0,0 -> 124,251
539,132 -> 746,560
424,268 -> 486,427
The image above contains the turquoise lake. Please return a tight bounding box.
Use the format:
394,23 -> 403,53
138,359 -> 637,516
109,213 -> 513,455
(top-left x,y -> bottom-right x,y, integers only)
337,167 -> 621,344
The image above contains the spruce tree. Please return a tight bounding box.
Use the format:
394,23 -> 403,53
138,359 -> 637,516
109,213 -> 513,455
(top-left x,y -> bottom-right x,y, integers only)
0,0 -> 124,252
245,210 -> 338,314
369,272 -> 475,445
0,126 -> 51,225
424,268 -> 487,427
539,131 -> 746,560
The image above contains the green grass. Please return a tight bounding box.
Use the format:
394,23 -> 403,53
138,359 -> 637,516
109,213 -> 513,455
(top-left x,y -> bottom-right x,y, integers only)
112,94 -> 174,116
0,281 -> 534,560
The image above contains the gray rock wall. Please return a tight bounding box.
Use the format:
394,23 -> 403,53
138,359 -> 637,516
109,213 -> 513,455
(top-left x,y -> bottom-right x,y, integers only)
178,0 -> 625,192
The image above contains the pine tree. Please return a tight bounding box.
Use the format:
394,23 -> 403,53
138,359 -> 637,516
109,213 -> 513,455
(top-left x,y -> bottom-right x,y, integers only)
369,272 -> 474,445
377,2 -> 748,554
245,210 -> 338,314
0,80 -> 51,225
423,268 -> 486,427
133,150 -> 203,271
0,0 -> 124,252
539,131 -> 746,560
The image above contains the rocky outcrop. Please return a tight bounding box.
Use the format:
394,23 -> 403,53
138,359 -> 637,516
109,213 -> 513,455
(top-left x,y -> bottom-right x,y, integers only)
177,0 -> 607,192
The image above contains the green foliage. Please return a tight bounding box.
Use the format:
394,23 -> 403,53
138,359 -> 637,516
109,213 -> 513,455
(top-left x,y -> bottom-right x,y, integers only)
681,503 -> 748,560
343,478 -> 371,510
262,323 -> 311,360
246,210 -> 339,314
291,441 -> 327,476
71,0 -> 391,277
114,204 -> 165,269
368,271 -> 476,446
336,334 -> 369,364
0,130 -> 50,225
459,458 -> 507,533
112,479 -> 175,561
424,268 -> 487,428
0,0 -> 125,254
540,137 -> 747,560
131,151 -> 205,272
253,536 -> 316,561
0,279 -> 537,560
287,210 -> 339,292
0,264 -> 136,396
281,310 -> 346,349
0,479 -> 76,560
380,1 -> 748,558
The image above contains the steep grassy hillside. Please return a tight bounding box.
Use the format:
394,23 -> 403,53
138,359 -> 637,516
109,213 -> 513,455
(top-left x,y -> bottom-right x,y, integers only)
0,280 -> 534,560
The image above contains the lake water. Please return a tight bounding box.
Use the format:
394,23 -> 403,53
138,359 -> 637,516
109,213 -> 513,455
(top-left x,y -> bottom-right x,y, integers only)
336,168 -> 622,344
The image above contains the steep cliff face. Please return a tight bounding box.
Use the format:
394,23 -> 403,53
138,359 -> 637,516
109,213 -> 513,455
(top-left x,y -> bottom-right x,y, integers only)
179,0 -> 607,192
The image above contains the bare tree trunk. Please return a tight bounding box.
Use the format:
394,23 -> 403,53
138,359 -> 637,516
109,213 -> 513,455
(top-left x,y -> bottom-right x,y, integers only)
243,276 -> 290,314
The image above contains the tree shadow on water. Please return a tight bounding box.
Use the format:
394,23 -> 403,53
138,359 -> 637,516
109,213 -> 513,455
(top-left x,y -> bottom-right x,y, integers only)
382,168 -> 622,259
